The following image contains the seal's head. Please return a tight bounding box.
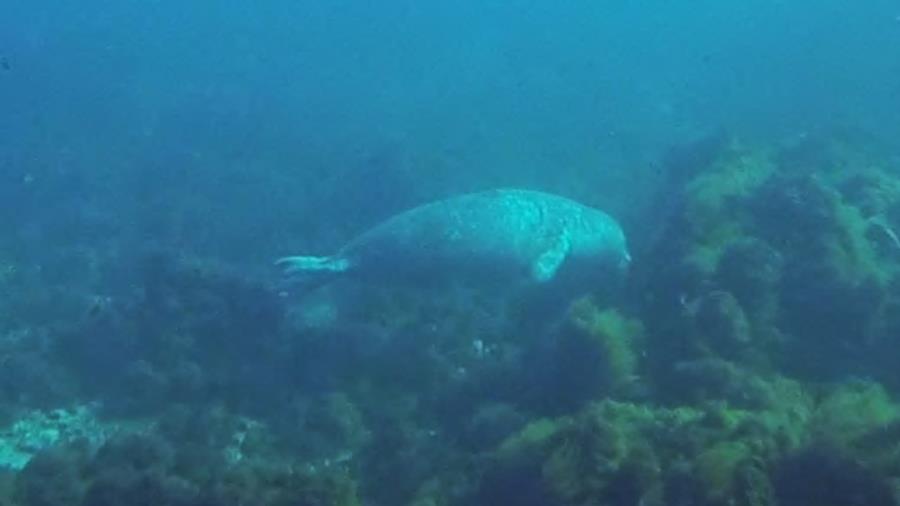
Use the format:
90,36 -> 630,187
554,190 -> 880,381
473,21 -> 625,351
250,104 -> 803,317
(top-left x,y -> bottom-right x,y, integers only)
571,211 -> 631,274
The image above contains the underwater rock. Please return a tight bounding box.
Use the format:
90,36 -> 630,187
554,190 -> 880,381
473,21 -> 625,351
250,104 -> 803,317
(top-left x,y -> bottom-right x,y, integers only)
358,408 -> 459,506
839,170 -> 900,218
694,441 -> 754,503
90,433 -> 176,476
485,401 -> 712,506
0,350 -> 73,410
541,414 -> 627,504
774,447 -> 896,506
14,446 -> 86,506
477,459 -> 558,506
715,239 -> 783,321
689,290 -> 752,359
298,393 -> 370,461
749,175 -> 837,254
567,300 -> 643,392
640,133 -> 900,389
462,403 -> 528,452
81,468 -> 198,506
678,144 -> 775,274
8,412 -> 365,506
671,359 -> 756,406
56,253 -> 289,417
0,405 -> 113,471
633,130 -> 730,256
478,418 -> 569,506
513,299 -> 645,415
780,264 -> 884,379
808,381 -> 900,450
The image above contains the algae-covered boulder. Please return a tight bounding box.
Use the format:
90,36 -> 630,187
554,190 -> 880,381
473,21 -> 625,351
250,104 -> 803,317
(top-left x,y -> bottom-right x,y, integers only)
560,299 -> 643,395
690,291 -> 752,358
511,298 -> 645,414
808,381 -> 900,450
640,132 -> 900,391
715,239 -> 783,323
775,448 -> 896,506
474,374 -> 900,506
14,447 -> 86,506
482,399 -> 775,506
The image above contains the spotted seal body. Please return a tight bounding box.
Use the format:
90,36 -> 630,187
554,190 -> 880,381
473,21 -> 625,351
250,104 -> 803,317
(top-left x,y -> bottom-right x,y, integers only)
278,188 -> 630,294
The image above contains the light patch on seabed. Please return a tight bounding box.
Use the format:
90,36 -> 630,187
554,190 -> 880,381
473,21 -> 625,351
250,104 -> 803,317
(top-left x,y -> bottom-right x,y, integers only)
0,404 -> 120,470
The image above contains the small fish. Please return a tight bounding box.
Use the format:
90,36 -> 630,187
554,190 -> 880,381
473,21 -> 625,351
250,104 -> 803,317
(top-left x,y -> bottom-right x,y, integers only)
0,57 -> 9,71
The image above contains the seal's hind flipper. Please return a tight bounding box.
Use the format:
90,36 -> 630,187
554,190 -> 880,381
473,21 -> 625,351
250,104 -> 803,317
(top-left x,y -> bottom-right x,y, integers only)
530,232 -> 571,283
277,255 -> 350,274
275,255 -> 351,293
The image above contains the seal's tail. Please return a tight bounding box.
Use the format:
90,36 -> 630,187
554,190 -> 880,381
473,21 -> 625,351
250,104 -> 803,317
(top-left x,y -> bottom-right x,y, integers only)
275,255 -> 351,292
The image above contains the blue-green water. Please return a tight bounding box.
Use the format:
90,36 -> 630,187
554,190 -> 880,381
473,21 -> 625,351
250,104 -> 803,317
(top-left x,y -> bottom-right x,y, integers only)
2,2 -> 900,505
4,2 -> 899,263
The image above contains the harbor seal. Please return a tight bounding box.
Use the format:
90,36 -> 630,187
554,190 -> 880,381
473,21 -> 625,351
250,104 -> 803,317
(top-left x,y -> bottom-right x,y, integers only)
277,188 -> 630,297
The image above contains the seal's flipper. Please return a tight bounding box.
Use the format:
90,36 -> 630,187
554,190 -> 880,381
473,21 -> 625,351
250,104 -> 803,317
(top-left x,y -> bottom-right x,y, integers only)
530,232 -> 571,282
276,255 -> 351,292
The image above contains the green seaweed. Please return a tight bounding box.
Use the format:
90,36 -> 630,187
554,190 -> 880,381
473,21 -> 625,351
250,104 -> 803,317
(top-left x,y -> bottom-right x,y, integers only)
809,381 -> 900,449
541,413 -> 626,503
682,145 -> 776,274
566,298 -> 643,394
694,441 -> 753,502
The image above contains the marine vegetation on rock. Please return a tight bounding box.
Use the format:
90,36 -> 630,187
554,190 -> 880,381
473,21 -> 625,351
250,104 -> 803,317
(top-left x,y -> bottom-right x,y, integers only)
638,131 -> 900,391
3,131 -> 900,505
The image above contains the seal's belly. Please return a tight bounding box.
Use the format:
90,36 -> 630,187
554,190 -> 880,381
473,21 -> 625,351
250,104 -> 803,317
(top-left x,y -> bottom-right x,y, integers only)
344,209 -> 548,283
352,227 -> 536,282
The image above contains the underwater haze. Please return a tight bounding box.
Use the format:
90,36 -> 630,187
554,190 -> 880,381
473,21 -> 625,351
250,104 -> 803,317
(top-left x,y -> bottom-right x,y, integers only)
3,2 -> 900,505
4,1 -> 900,262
